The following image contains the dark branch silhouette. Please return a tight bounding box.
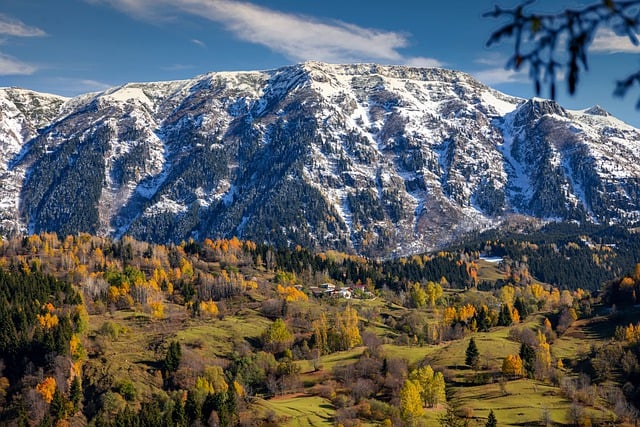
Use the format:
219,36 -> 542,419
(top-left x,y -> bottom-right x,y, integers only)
485,0 -> 640,106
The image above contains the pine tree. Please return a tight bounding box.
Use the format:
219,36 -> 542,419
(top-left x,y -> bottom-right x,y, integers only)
164,340 -> 182,373
486,409 -> 497,427
50,389 -> 68,421
70,376 -> 82,411
465,337 -> 480,369
514,297 -> 528,319
519,342 -> 536,377
498,304 -> 513,326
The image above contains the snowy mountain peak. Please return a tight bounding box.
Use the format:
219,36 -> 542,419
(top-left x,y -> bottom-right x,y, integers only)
517,97 -> 568,118
584,105 -> 610,117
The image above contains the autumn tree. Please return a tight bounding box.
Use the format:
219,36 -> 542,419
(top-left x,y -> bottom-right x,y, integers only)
330,305 -> 361,351
465,337 -> 480,369
409,365 -> 446,408
277,284 -> 308,302
312,312 -> 329,355
262,318 -> 294,354
399,379 -> 424,424
426,281 -> 443,307
36,377 -> 57,404
409,282 -> 428,308
502,354 -> 524,378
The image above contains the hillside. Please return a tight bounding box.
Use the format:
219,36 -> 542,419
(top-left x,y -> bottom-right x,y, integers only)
0,233 -> 640,426
2,62 -> 640,257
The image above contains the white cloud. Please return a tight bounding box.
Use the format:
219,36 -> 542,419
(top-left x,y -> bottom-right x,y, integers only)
191,39 -> 206,48
471,53 -> 529,85
0,15 -> 45,75
0,53 -> 37,75
0,14 -> 46,37
591,27 -> 640,54
77,79 -> 112,91
161,63 -> 195,71
90,0 -> 442,66
472,67 -> 528,85
39,77 -> 113,96
405,57 -> 444,68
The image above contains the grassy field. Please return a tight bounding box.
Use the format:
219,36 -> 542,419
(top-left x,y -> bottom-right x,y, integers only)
476,259 -> 505,282
254,395 -> 335,427
453,379 -> 572,426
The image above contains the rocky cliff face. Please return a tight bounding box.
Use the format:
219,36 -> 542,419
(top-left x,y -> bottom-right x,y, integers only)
1,62 -> 640,257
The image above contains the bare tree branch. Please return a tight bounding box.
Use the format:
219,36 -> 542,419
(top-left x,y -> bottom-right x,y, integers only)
485,0 -> 640,105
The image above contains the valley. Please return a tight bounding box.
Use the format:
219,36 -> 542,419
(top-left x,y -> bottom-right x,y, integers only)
0,230 -> 639,426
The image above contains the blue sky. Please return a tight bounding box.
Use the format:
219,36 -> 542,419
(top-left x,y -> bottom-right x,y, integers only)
1,0 -> 640,126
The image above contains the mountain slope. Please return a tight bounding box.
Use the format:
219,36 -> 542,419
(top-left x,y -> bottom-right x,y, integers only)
1,62 -> 640,257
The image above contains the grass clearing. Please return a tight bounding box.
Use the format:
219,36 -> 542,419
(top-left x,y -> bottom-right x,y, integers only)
429,326 -> 520,371
176,313 -> 271,358
476,259 -> 505,282
381,343 -> 439,367
254,395 -> 335,427
450,378 -> 606,427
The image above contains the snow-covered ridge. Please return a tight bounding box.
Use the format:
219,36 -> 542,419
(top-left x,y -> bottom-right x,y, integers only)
1,62 -> 640,257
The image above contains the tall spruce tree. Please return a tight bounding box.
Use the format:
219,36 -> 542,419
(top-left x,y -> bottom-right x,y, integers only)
164,341 -> 182,373
486,409 -> 497,427
465,337 -> 480,369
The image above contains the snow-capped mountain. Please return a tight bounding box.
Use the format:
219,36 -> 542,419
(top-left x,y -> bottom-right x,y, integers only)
1,61 -> 640,257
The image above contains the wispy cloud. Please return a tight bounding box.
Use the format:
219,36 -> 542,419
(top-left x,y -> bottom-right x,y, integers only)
0,15 -> 45,75
473,67 -> 529,85
471,53 -> 529,85
161,63 -> 195,71
77,79 -> 113,91
39,77 -> 113,96
591,27 -> 640,54
0,52 -> 37,75
191,39 -> 206,48
0,14 -> 46,37
90,0 -> 442,67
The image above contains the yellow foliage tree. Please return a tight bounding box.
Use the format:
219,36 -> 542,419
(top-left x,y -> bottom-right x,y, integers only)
409,365 -> 446,408
233,380 -> 245,398
625,323 -> 640,343
107,285 -> 120,303
179,258 -> 194,278
332,306 -> 361,350
37,312 -> 59,329
277,284 -> 308,302
458,304 -> 477,323
200,300 -> 219,317
502,354 -> 524,378
149,301 -> 164,319
500,285 -> 516,306
36,377 -> 57,403
204,365 -> 229,393
511,307 -> 521,324
425,281 -> 443,307
399,379 -> 424,423
313,312 -> 329,355
70,334 -> 86,362
529,283 -> 545,300
443,306 -> 457,325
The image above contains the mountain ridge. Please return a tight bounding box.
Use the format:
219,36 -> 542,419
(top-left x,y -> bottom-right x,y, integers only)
1,62 -> 640,257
